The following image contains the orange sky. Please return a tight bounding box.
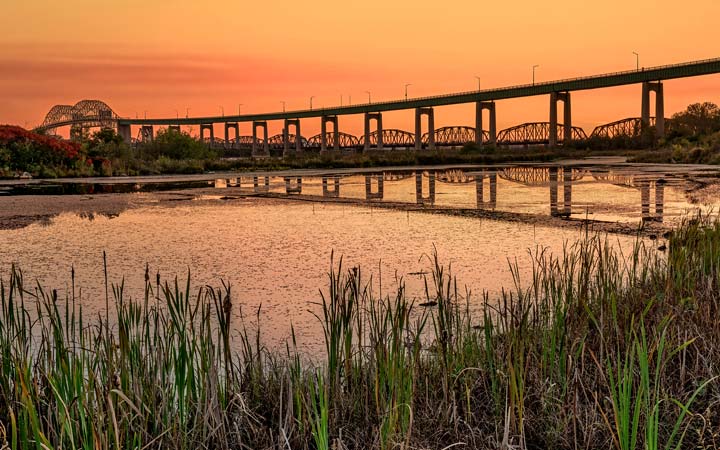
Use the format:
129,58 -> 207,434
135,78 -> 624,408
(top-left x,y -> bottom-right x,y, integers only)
2,0 -> 720,137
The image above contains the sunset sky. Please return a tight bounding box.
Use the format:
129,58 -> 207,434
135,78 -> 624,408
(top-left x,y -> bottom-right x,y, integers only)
2,0 -> 720,137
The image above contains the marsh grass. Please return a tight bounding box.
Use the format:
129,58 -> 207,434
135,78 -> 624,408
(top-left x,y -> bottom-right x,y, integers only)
1,216 -> 720,449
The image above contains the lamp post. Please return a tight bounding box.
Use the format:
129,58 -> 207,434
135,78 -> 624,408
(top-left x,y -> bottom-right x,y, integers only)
238,104 -> 243,115
405,83 -> 412,101
310,96 -> 315,110
174,109 -> 179,120
475,76 -> 481,91
219,106 -> 224,117
281,101 -> 286,112
186,107 -> 190,118
532,65 -> 539,85
365,91 -> 371,103
144,110 -> 147,120
633,52 -> 639,71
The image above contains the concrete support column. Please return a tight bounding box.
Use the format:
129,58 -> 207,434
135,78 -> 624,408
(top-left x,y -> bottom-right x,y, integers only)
320,116 -> 339,154
118,124 -> 131,144
283,119 -> 301,157
252,121 -> 269,157
322,176 -> 341,198
488,172 -> 497,207
475,101 -> 497,147
200,124 -> 214,144
141,125 -> 154,143
549,92 -> 572,147
365,175 -> 384,200
364,113 -> 383,151
224,123 -> 239,147
475,174 -> 485,206
641,81 -> 665,136
415,108 -> 435,151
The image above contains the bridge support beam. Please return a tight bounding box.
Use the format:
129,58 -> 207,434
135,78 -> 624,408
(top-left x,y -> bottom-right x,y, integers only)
415,108 -> 435,151
549,92 -> 572,147
321,116 -> 340,154
224,123 -> 239,147
638,178 -> 665,222
365,175 -> 384,200
364,113 -> 383,151
475,101 -> 497,147
118,124 -> 132,144
641,81 -> 665,136
415,171 -> 436,205
322,176 -> 340,198
168,125 -> 181,133
200,124 -> 214,145
141,125 -> 154,143
283,119 -> 302,157
252,121 -> 270,157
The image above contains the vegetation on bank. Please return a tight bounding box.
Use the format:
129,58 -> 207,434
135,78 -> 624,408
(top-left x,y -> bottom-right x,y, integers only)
1,216 -> 719,449
2,101 -> 720,179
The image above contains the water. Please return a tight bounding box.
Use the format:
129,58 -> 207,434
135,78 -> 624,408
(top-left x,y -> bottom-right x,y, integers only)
1,162 -> 719,353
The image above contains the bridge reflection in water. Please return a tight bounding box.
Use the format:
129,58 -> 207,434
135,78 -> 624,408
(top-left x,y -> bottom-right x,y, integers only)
209,165 -> 681,223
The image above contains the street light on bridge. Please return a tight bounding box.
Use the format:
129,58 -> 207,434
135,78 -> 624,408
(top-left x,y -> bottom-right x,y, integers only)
475,76 -> 481,91
186,107 -> 190,118
365,91 -> 371,103
219,106 -> 224,117
238,104 -> 243,115
310,96 -> 315,110
532,65 -> 540,85
405,83 -> 412,101
281,101 -> 286,112
144,110 -> 147,120
633,52 -> 639,71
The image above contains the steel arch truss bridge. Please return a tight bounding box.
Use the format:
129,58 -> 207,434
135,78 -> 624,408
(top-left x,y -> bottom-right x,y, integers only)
37,100 -> 119,137
306,132 -> 360,149
590,117 -> 669,139
496,122 -> 588,145
360,129 -> 415,148
423,126 -> 489,146
499,166 -> 587,186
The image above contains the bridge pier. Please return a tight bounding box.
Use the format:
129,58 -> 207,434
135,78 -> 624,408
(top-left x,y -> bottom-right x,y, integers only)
284,177 -> 302,194
252,121 -> 270,157
415,108 -> 435,150
549,92 -> 572,147
321,116 -> 340,154
365,175 -> 384,200
200,124 -> 214,145
141,125 -> 154,143
415,171 -> 436,205
364,112 -> 383,151
475,171 -> 497,208
283,119 -> 302,157
118,124 -> 131,144
253,175 -> 270,192
641,81 -> 665,136
322,176 -> 341,198
475,101 -> 497,147
224,123 -> 239,147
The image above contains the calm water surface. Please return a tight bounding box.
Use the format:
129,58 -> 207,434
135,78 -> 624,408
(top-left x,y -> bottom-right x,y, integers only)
1,163 -> 718,353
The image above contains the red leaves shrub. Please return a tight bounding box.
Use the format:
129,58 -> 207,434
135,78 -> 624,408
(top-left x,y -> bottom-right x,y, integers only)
0,125 -> 83,171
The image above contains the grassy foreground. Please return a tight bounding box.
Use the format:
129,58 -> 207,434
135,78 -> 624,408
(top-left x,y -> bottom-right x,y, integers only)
1,219 -> 719,449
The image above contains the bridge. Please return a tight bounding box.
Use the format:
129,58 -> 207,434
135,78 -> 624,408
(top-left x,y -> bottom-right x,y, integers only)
37,57 -> 720,154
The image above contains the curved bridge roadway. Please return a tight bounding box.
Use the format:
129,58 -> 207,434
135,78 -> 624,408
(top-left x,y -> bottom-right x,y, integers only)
119,58 -> 720,151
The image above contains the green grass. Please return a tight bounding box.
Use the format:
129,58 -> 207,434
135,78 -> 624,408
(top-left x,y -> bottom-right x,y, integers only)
1,216 -> 719,449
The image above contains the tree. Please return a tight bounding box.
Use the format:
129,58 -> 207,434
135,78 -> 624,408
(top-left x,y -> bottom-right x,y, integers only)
671,102 -> 720,136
